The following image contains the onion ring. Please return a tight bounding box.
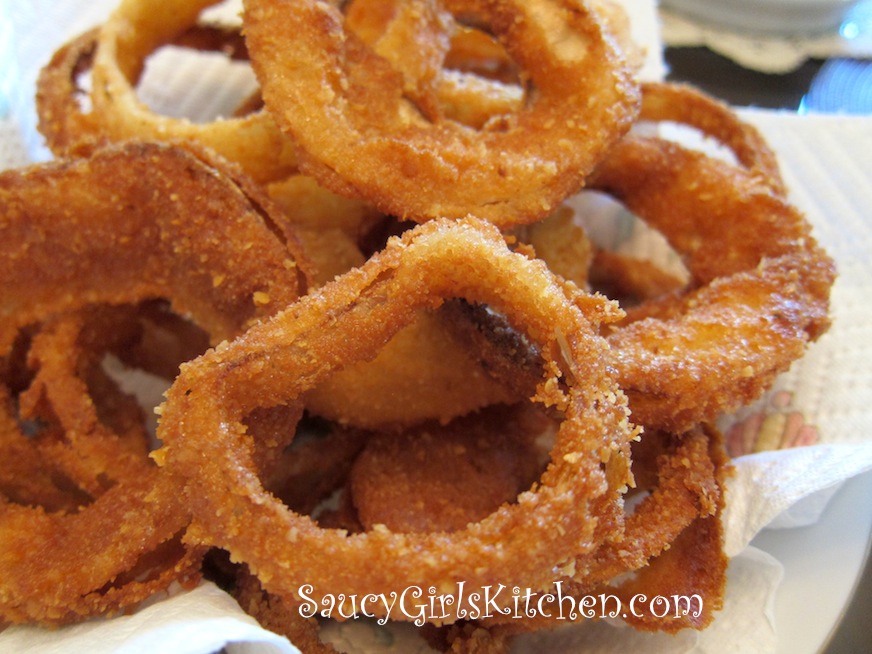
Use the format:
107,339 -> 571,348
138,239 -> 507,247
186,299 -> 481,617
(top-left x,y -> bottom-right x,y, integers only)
1,309 -> 203,624
17,308 -> 153,496
35,28 -> 103,159
610,428 -> 730,633
36,0 -> 298,183
0,141 -> 306,624
638,82 -> 786,194
344,0 -> 641,133
0,141 -> 306,351
345,0 -> 524,129
0,385 -> 92,514
349,403 -> 550,534
243,0 -> 641,226
443,423 -> 728,643
156,216 -> 637,617
589,134 -> 835,432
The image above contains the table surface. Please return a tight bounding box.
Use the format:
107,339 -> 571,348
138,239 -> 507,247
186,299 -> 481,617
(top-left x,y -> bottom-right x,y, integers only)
665,47 -> 872,114
663,43 -> 872,654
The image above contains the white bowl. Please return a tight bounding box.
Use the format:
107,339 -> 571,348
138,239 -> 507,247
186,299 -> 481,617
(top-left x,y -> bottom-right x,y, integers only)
661,0 -> 860,35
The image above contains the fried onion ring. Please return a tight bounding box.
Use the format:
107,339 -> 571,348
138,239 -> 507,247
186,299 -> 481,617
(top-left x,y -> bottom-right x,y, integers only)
0,141 -> 306,624
243,0 -> 641,226
349,403 -> 550,534
37,0 -> 297,183
17,308 -> 153,496
344,0 -> 642,133
589,134 -> 835,432
638,82 -> 786,194
1,310 -> 202,625
156,216 -> 637,617
0,141 -> 305,351
447,423 -> 729,645
345,0 -> 523,129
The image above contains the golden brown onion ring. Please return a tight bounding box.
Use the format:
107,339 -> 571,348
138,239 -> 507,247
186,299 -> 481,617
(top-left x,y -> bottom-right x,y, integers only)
465,423 -> 729,641
243,0 -> 641,226
35,28 -> 103,158
639,82 -> 786,194
0,309 -> 203,624
345,0 -> 455,123
349,403 -> 550,534
0,385 -> 94,514
0,141 -> 306,351
345,0 -> 524,129
610,428 -> 730,633
17,308 -> 153,496
572,424 -> 726,597
37,0 -> 298,183
0,142 -> 305,624
344,0 -> 641,133
156,216 -> 637,618
590,135 -> 835,433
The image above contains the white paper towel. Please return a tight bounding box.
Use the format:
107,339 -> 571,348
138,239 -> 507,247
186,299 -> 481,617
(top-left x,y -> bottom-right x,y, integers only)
0,584 -> 300,654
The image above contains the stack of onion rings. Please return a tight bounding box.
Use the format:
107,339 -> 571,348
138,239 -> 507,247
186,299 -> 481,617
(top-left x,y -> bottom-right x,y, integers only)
4,0 -> 838,651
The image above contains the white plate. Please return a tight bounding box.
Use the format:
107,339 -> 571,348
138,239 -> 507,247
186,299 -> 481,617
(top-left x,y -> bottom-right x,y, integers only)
660,0 -> 860,34
752,469 -> 872,653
